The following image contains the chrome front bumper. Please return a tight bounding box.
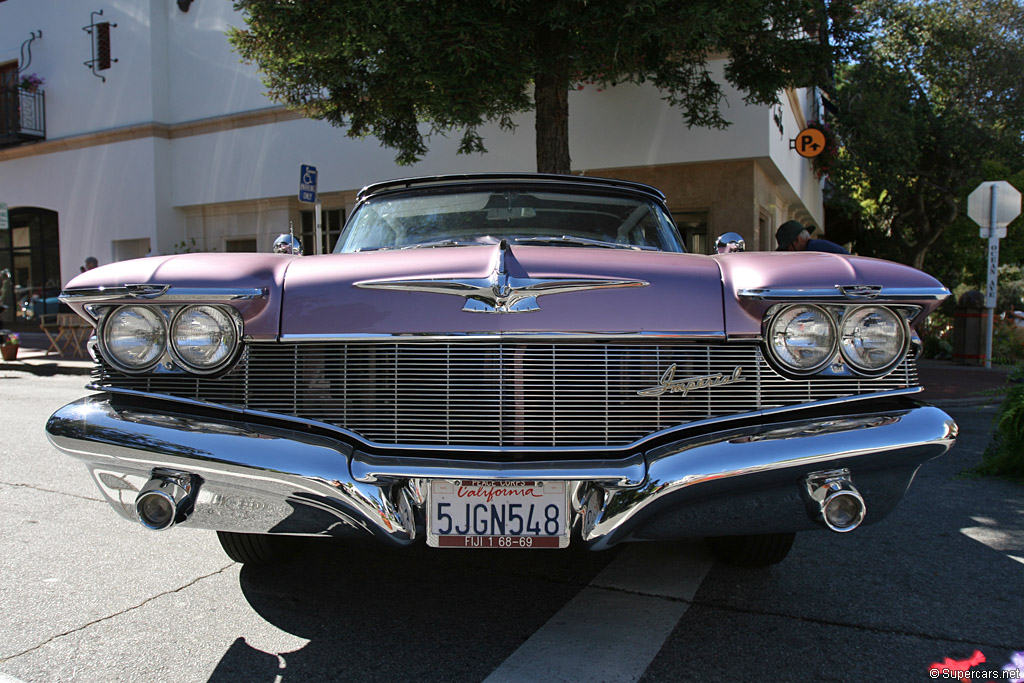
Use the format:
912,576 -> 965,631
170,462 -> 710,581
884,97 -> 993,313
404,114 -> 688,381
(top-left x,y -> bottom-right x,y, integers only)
46,395 -> 957,549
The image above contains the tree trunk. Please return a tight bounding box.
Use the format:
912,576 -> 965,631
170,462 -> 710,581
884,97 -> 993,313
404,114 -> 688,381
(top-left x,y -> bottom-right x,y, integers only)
534,29 -> 571,174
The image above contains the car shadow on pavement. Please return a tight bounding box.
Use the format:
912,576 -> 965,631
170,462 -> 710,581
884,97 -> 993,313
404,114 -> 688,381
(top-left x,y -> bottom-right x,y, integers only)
207,539 -> 622,682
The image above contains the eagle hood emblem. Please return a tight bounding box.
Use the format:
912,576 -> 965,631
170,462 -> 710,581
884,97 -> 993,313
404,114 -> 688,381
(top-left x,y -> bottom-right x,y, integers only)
355,240 -> 648,314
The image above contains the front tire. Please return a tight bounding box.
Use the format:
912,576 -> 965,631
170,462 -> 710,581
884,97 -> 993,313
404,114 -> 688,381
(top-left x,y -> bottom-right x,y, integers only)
705,532 -> 795,567
217,531 -> 305,566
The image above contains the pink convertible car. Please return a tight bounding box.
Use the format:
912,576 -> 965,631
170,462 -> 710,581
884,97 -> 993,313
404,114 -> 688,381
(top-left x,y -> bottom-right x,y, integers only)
46,174 -> 957,567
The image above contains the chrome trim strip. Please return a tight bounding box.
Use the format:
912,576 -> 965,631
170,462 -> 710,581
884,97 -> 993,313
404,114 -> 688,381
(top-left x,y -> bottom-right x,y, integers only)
276,331 -> 729,342
738,286 -> 950,301
86,382 -> 923,454
351,452 -> 646,487
61,285 -> 267,303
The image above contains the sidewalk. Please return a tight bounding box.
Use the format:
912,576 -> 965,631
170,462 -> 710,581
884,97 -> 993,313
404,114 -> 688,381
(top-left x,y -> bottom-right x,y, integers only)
916,358 -> 1012,406
0,330 -> 93,375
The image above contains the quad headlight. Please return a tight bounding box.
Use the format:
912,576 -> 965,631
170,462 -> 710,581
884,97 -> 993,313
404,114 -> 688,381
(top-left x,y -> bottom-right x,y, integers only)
768,305 -> 836,373
170,305 -> 239,373
766,303 -> 909,376
99,304 -> 240,374
838,306 -> 907,373
100,305 -> 167,372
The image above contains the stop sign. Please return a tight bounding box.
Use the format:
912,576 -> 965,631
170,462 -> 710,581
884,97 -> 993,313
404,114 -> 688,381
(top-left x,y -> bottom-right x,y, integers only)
968,181 -> 1021,238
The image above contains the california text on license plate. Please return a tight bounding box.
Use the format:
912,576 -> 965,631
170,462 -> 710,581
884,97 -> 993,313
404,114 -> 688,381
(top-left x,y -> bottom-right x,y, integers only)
427,480 -> 570,548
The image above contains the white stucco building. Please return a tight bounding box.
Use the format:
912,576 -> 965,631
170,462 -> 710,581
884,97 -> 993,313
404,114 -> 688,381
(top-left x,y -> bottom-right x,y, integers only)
0,0 -> 825,325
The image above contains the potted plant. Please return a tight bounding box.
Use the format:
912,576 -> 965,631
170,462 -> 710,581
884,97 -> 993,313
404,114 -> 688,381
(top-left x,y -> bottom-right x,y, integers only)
1,331 -> 20,361
19,73 -> 44,93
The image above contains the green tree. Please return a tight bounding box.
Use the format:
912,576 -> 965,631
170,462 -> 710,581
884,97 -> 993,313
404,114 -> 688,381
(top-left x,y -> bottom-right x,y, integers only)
229,0 -> 858,173
828,0 -> 1024,271
923,162 -> 1024,295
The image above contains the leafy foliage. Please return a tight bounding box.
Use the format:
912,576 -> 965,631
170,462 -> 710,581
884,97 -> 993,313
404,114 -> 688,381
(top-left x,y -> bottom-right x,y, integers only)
827,0 -> 1024,270
979,383 -> 1024,480
922,164 -> 1024,295
229,0 -> 860,172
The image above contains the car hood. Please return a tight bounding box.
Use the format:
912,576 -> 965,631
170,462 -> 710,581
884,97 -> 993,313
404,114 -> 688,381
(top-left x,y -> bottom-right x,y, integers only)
64,247 -> 948,340
64,253 -> 291,339
280,244 -> 725,336
715,251 -> 949,336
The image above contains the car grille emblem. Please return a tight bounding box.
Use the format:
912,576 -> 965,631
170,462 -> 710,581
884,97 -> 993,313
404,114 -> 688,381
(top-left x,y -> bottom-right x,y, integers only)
637,365 -> 744,397
355,239 -> 648,313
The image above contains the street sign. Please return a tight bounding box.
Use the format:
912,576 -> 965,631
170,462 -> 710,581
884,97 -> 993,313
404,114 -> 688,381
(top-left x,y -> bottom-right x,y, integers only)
793,128 -> 826,158
0,203 -> 7,231
299,164 -> 318,204
969,180 -> 1021,238
968,180 -> 1022,368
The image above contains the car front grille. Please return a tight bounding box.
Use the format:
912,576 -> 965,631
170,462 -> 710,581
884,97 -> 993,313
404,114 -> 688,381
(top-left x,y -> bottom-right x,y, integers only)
93,341 -> 918,448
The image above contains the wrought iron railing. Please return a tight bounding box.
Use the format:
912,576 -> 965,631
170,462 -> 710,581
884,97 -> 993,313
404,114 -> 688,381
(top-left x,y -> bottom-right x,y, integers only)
0,88 -> 46,146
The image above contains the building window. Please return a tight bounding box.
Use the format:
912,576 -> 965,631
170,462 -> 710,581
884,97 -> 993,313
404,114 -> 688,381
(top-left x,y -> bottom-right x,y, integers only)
759,210 -> 773,251
673,211 -> 709,255
225,238 -> 258,253
0,207 -> 60,327
112,237 -> 151,262
299,208 -> 345,255
0,61 -> 17,144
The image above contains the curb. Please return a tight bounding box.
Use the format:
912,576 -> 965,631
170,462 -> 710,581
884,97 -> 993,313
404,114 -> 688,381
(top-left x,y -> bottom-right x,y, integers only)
0,359 -> 93,376
927,396 -> 1005,408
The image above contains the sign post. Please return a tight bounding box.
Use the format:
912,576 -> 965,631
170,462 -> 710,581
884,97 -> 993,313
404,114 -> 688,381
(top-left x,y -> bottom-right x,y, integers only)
0,202 -> 8,231
968,181 -> 1022,368
299,165 -> 321,254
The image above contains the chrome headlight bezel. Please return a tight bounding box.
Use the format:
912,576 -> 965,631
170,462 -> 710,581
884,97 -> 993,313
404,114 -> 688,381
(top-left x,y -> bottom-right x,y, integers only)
837,305 -> 909,375
98,305 -> 168,374
168,305 -> 242,374
766,304 -> 837,375
97,303 -> 243,376
762,303 -> 915,378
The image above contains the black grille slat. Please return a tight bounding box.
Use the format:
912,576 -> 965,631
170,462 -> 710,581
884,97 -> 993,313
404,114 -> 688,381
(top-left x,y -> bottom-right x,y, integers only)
94,342 -> 918,448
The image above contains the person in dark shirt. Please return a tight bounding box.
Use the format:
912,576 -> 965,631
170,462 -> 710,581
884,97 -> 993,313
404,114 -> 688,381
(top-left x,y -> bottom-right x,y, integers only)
775,220 -> 849,254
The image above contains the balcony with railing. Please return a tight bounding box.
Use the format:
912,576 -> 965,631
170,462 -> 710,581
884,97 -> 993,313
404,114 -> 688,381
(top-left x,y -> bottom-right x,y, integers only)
0,87 -> 46,148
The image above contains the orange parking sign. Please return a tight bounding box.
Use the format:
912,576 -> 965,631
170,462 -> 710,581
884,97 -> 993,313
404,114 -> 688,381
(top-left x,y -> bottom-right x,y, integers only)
795,128 -> 826,158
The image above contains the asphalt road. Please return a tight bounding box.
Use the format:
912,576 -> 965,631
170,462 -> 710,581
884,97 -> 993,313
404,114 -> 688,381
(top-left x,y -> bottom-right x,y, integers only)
1,372 -> 1022,682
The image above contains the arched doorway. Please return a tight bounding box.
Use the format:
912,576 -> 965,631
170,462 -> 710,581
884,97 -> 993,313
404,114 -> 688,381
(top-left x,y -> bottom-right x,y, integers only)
0,207 -> 60,329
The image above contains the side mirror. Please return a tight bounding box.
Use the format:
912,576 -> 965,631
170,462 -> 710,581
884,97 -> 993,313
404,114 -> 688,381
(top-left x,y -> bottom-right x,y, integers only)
714,232 -> 745,254
272,234 -> 303,255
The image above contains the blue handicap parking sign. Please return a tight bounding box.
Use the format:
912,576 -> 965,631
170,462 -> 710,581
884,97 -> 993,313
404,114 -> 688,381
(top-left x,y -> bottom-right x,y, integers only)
299,165 -> 318,203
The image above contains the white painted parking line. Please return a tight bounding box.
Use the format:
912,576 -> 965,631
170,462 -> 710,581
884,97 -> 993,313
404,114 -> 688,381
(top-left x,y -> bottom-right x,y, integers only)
483,542 -> 714,683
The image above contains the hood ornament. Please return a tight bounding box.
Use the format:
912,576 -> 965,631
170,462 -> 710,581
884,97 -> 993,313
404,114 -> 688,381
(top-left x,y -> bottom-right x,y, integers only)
355,240 -> 648,313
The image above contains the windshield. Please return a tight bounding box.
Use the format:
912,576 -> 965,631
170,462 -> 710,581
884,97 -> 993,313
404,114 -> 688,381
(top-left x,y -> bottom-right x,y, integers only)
335,189 -> 686,253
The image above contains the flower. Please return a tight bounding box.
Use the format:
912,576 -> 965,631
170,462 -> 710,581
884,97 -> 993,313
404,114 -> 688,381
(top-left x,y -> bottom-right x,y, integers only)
1,331 -> 20,346
1002,651 -> 1024,682
18,73 -> 44,92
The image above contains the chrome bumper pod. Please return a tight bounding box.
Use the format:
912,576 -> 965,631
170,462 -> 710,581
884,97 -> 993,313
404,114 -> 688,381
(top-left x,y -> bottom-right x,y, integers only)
578,408 -> 955,548
46,395 -> 957,548
45,397 -> 418,545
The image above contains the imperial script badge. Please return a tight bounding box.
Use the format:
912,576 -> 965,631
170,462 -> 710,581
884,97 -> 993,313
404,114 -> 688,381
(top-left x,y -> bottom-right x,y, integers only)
637,365 -> 744,397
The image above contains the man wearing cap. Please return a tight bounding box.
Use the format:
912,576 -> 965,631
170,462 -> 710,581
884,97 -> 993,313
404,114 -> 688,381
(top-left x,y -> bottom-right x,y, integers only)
775,220 -> 849,254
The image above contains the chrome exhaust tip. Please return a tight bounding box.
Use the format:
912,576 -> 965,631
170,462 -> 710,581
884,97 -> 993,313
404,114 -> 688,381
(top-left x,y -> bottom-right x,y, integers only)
804,469 -> 866,533
135,471 -> 197,531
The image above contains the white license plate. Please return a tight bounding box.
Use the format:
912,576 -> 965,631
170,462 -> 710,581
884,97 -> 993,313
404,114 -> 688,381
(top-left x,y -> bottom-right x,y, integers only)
427,480 -> 570,548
